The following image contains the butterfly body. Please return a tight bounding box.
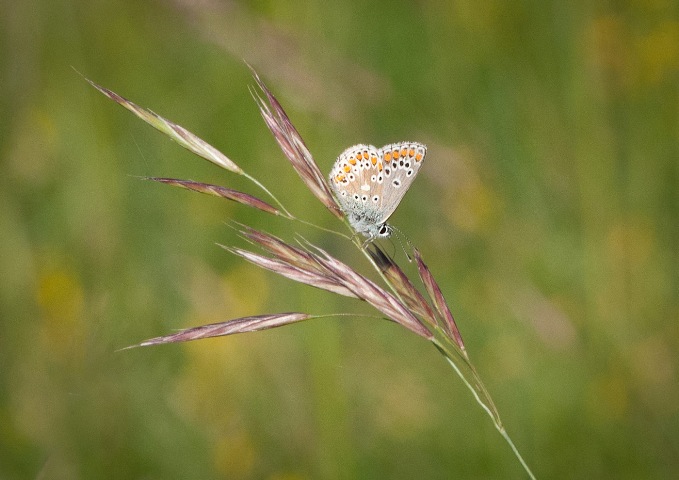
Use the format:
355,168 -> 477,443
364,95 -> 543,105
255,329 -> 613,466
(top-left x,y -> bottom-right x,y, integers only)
329,142 -> 426,240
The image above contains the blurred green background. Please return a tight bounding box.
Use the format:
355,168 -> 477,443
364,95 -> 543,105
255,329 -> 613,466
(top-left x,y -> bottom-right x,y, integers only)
1,0 -> 678,478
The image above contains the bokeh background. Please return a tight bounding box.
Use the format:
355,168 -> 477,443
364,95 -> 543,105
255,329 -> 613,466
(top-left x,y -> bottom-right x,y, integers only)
1,1 -> 678,478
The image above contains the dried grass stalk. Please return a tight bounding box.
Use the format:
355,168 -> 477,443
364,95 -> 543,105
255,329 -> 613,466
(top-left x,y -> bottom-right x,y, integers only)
145,178 -> 281,215
130,313 -> 311,347
414,249 -> 466,353
88,64 -> 535,479
82,75 -> 243,174
248,65 -> 342,218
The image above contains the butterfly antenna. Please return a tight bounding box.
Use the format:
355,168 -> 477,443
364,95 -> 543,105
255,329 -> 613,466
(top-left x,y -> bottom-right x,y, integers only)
390,225 -> 414,262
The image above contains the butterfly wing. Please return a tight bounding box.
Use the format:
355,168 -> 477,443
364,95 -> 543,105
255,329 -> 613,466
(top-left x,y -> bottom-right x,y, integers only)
329,142 -> 426,237
329,144 -> 382,208
374,142 -> 426,223
329,144 -> 387,235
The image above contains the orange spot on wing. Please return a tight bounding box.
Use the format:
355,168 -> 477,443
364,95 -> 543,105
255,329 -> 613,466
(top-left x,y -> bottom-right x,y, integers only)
356,152 -> 363,160
409,148 -> 415,156
393,149 -> 400,159
343,165 -> 351,173
349,157 -> 357,165
378,161 -> 383,171
400,147 -> 407,157
371,155 -> 377,165
415,153 -> 423,162
384,152 -> 392,162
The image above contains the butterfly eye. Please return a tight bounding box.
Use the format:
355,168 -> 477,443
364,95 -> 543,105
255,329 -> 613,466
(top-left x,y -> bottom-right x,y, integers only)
378,224 -> 390,236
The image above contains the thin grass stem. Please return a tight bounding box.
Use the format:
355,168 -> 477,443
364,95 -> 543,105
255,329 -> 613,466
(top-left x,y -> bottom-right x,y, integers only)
434,338 -> 535,479
242,171 -> 294,218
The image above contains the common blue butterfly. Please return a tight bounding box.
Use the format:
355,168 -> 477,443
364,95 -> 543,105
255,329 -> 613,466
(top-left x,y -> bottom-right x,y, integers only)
329,142 -> 426,240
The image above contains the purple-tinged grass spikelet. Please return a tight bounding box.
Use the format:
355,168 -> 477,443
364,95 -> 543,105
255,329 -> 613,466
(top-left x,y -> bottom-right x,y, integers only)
413,249 -> 466,354
82,75 -> 243,174
247,65 -> 342,218
222,245 -> 359,298
237,225 -> 320,272
144,177 -> 281,216
368,246 -> 438,327
128,313 -> 312,348
306,244 -> 433,340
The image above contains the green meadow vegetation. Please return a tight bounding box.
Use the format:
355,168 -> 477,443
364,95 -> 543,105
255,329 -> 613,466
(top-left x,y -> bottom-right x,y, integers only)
1,1 -> 677,478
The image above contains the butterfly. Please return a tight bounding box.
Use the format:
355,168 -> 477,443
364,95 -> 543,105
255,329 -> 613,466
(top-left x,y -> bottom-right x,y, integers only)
328,142 -> 426,240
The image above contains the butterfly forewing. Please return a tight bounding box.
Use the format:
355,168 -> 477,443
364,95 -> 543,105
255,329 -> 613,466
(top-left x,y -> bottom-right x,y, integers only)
376,142 -> 426,222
